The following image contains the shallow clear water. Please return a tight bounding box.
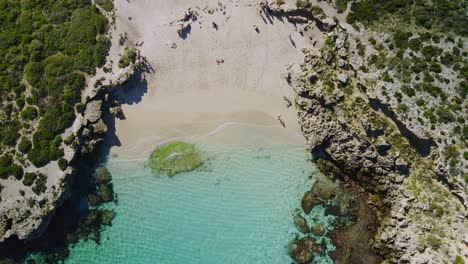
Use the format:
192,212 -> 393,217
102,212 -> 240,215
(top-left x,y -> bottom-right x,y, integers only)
65,125 -> 334,264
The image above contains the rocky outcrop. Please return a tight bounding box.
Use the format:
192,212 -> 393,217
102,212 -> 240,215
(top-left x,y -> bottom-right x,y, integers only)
291,27 -> 468,263
0,55 -> 143,244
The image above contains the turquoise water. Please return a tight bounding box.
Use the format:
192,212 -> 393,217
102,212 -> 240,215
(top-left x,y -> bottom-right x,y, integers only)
65,125 -> 334,264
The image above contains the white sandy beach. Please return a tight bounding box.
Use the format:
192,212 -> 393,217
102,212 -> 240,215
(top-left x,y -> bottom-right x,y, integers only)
109,0 -> 323,158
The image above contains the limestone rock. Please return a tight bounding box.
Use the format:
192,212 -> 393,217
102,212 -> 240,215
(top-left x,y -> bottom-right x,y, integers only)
93,119 -> 108,134
84,100 -> 103,124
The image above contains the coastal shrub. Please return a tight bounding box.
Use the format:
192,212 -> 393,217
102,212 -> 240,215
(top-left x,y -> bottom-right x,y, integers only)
421,45 -> 443,60
18,139 -> 32,153
310,6 -> 326,20
393,31 -> 412,49
22,172 -> 37,186
95,0 -> 114,12
429,62 -> 442,73
20,106 -> 39,121
427,235 -> 441,249
419,82 -> 443,98
0,121 -> 21,146
118,48 -> 137,68
401,85 -> 415,97
43,54 -> 75,77
345,0 -> 467,36
397,103 -> 408,113
296,0 -> 311,9
58,158 -> 68,171
453,256 -> 465,264
10,164 -> 24,180
408,38 -> 421,51
32,173 -> 47,195
335,0 -> 351,12
0,0 -> 110,169
148,142 -> 203,176
436,107 -> 455,123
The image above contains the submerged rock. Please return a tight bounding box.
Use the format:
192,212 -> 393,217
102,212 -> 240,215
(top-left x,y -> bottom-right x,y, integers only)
95,167 -> 112,185
312,224 -> 325,236
148,141 -> 203,176
301,191 -> 321,214
294,214 -> 310,233
288,239 -> 314,264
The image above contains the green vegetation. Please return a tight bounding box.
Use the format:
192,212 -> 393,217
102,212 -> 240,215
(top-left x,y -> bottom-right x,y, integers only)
296,0 -> 311,9
453,256 -> 465,264
22,172 -> 38,186
95,0 -> 114,12
58,158 -> 68,171
148,142 -> 203,177
0,0 -> 110,170
20,106 -> 38,121
310,6 -> 326,20
346,0 -> 467,36
118,48 -> 137,68
0,155 -> 23,180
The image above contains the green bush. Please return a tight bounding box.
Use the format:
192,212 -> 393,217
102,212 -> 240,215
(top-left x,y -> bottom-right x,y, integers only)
118,48 -> 137,68
296,0 -> 311,9
18,139 -> 32,153
43,54 -> 75,77
20,106 -> 38,120
310,6 -> 326,19
421,45 -> 443,60
95,0 -> 114,12
58,158 -> 68,171
436,107 -> 456,123
401,85 -> 415,97
23,172 -> 38,186
397,103 -> 408,113
32,173 -> 47,195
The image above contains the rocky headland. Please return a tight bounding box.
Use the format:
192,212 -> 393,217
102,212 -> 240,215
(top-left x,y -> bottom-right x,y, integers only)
272,0 -> 467,261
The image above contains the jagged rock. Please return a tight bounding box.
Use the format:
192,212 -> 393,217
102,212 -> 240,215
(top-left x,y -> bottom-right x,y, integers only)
109,106 -> 122,116
350,54 -> 363,70
377,142 -> 391,154
395,158 -> 409,174
361,114 -> 386,137
337,73 -> 348,84
338,58 -> 347,68
82,128 -> 92,139
72,115 -> 86,135
93,119 -> 108,134
294,214 -> 310,233
301,191 -> 321,214
84,100 -> 103,124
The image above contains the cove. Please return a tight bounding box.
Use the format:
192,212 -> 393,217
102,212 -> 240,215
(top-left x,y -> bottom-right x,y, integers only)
65,124 -> 333,263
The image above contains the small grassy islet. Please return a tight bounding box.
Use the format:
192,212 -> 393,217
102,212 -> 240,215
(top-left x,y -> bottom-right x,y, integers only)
148,141 -> 203,177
